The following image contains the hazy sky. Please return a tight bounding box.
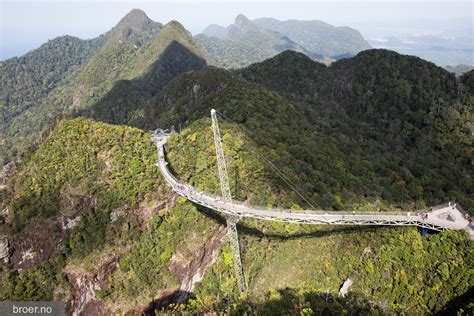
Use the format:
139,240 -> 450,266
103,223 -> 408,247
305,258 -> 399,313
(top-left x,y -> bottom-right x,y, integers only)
1,0 -> 472,60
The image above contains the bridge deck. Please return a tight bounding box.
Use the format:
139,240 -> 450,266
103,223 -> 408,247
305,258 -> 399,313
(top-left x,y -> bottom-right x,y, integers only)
152,134 -> 473,239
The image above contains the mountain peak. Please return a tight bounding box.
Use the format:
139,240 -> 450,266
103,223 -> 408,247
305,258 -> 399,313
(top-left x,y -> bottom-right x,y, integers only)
116,8 -> 151,35
202,24 -> 228,39
235,14 -> 251,28
164,20 -> 187,33
122,8 -> 149,21
160,20 -> 193,39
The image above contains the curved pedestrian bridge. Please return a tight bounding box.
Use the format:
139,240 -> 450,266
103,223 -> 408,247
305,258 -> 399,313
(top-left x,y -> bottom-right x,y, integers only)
152,132 -> 473,239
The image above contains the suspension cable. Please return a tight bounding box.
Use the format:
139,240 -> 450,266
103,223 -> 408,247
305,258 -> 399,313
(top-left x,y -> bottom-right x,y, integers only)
215,110 -> 318,209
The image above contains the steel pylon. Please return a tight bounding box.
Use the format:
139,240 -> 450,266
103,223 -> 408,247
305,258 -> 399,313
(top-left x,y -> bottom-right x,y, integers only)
210,109 -> 247,293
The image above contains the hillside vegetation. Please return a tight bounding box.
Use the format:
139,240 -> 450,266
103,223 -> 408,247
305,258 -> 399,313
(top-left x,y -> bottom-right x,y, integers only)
160,120 -> 474,315
0,35 -> 107,164
86,50 -> 473,215
0,11 -> 472,314
0,9 -> 207,167
0,117 -> 222,313
241,50 -> 473,214
1,117 -> 472,315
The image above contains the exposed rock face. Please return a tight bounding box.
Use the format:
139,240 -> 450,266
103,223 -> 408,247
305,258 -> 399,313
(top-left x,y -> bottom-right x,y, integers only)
135,196 -> 174,228
0,207 -> 9,223
65,254 -> 119,315
0,161 -> 17,189
0,236 -> 10,261
109,209 -> 125,223
363,246 -> 372,256
170,226 -> 227,299
10,222 -> 61,270
339,278 -> 353,297
149,225 -> 228,311
61,215 -> 82,230
58,184 -> 97,233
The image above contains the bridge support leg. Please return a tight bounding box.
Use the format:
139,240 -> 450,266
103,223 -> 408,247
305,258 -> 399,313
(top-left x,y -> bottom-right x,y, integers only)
211,109 -> 247,293
420,227 -> 428,237
226,217 -> 247,293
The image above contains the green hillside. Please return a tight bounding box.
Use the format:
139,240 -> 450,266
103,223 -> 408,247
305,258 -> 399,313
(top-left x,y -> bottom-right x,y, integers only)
241,50 -> 473,214
0,35 -> 104,120
195,34 -> 284,69
0,117 -> 472,315
0,9 -> 207,167
0,10 -> 472,314
69,18 -> 206,111
162,120 -> 474,315
88,49 -> 472,215
0,35 -> 107,164
0,117 -> 222,312
79,27 -> 207,126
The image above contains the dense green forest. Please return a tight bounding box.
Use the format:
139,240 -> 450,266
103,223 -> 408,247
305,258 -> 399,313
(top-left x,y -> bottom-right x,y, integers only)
0,9 -> 205,167
78,39 -> 206,126
0,118 -> 472,315
84,50 -> 472,215
0,118 -> 178,308
0,35 -> 107,164
240,50 -> 473,213
0,35 -> 105,122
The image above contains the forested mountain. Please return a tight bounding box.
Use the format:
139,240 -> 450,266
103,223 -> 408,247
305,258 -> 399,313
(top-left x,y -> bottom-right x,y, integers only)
196,14 -> 370,68
0,8 -> 472,315
461,70 -> 474,95
0,116 -> 471,314
0,9 -> 207,167
253,17 -> 370,58
0,36 -> 104,120
239,50 -> 472,212
73,18 -> 207,120
0,8 -> 161,130
80,38 -> 206,125
85,49 -> 472,215
0,35 -> 107,163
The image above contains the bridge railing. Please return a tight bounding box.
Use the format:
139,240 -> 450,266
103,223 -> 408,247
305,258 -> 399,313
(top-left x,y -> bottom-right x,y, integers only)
160,162 -> 419,217
154,137 -> 428,217
155,134 -> 423,215
156,136 -> 430,217
151,134 -> 474,235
